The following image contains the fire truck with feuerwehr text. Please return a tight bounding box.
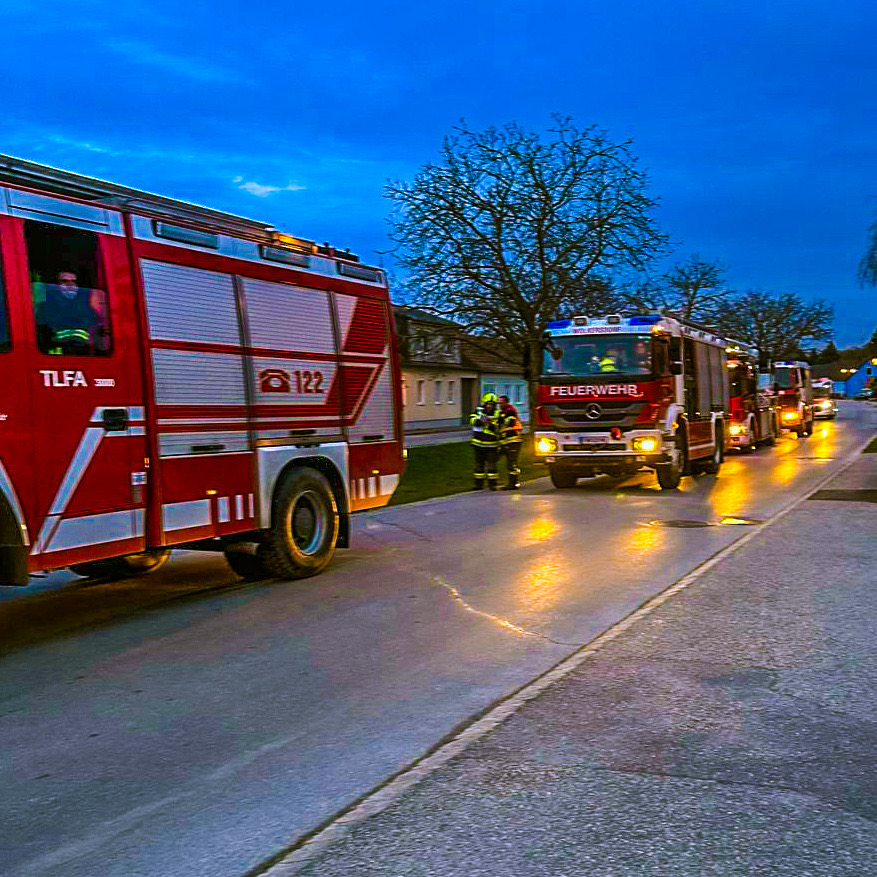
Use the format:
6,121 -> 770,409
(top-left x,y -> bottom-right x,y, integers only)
725,339 -> 779,451
534,313 -> 729,490
0,154 -> 404,585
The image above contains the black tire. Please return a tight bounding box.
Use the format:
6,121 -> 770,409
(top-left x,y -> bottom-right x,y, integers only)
656,431 -> 686,490
701,428 -> 723,475
223,546 -> 270,581
70,547 -> 171,580
804,418 -> 814,436
743,418 -> 757,453
549,469 -> 578,489
260,467 -> 339,579
794,425 -> 805,438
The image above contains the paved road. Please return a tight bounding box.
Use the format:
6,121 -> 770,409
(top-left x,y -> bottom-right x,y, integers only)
1,402 -> 874,877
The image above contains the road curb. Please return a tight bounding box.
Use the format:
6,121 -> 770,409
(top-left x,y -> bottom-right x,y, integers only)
253,433 -> 876,877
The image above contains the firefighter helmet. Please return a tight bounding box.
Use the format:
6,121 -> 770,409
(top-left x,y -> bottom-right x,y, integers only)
481,392 -> 499,404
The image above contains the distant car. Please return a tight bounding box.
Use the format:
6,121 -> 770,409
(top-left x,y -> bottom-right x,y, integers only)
853,390 -> 876,400
813,397 -> 838,418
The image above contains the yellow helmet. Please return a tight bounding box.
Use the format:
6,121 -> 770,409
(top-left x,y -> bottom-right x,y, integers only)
481,392 -> 498,404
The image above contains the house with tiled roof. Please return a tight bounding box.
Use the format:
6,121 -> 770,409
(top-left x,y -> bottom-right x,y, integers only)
393,306 -> 478,431
812,359 -> 877,396
461,338 -> 529,423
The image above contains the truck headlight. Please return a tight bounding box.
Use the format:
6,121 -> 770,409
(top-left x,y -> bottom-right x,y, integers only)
782,411 -> 798,421
730,424 -> 746,436
536,437 -> 558,454
632,436 -> 659,452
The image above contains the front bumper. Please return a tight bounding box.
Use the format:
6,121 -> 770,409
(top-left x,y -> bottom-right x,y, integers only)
535,430 -> 672,468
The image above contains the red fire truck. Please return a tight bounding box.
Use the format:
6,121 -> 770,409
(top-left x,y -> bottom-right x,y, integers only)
725,340 -> 778,452
0,154 -> 404,585
772,360 -> 814,437
534,314 -> 729,490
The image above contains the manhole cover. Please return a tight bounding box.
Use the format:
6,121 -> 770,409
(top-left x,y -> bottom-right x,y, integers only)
647,519 -> 713,528
808,489 -> 877,503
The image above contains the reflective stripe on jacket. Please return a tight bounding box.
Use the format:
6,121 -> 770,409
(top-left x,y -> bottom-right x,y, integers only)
470,407 -> 500,447
497,407 -> 522,445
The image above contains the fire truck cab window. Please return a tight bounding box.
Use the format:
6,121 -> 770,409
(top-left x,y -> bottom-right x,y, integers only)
542,335 -> 652,376
25,221 -> 112,356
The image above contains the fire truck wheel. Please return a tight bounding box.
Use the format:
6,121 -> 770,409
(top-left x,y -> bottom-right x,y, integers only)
804,418 -> 814,436
261,467 -> 339,579
69,548 -> 171,580
794,425 -> 805,438
743,419 -> 757,453
223,546 -> 269,581
549,469 -> 578,489
700,428 -> 724,475
655,432 -> 686,490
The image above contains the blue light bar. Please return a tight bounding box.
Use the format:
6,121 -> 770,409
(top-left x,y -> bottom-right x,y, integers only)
629,315 -> 663,325
546,319 -> 571,329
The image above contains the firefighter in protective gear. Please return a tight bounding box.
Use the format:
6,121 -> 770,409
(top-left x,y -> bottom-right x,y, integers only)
469,392 -> 500,490
497,395 -> 523,490
599,348 -> 621,373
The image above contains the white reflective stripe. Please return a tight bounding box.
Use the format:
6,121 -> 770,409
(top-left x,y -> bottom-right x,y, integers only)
133,508 -> 144,536
48,427 -> 103,515
379,474 -> 399,496
128,406 -> 145,420
127,426 -> 146,436
218,496 -> 230,523
44,510 -> 138,553
248,494 -> 254,518
34,514 -> 61,555
163,499 -> 211,530
0,458 -> 30,546
235,494 -> 244,519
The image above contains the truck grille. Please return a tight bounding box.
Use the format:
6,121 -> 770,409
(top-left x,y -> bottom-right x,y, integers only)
562,442 -> 626,452
545,400 -> 647,429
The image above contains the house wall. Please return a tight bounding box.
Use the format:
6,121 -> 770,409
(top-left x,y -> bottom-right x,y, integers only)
479,374 -> 530,423
401,367 -> 478,430
844,361 -> 877,396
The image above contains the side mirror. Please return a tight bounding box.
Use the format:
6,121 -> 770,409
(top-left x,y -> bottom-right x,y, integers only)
669,362 -> 683,375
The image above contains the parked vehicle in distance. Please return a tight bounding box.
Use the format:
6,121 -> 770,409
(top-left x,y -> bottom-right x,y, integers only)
772,361 -> 814,438
853,389 -> 875,401
535,314 -> 729,490
812,377 -> 838,419
726,340 -> 778,451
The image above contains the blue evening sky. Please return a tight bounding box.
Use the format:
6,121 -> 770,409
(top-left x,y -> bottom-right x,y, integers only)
3,0 -> 874,346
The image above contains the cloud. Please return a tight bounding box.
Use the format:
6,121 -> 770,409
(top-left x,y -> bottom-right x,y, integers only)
106,39 -> 248,85
233,177 -> 307,197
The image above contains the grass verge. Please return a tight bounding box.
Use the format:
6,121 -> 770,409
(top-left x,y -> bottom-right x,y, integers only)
389,439 -> 546,505
864,437 -> 877,453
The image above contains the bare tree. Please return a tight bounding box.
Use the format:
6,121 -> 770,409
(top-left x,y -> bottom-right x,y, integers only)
385,117 -> 670,415
621,255 -> 732,322
858,213 -> 877,287
712,290 -> 833,367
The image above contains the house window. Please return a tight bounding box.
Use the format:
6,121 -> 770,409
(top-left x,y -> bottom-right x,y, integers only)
416,380 -> 425,405
514,384 -> 523,402
447,380 -> 455,404
434,380 -> 442,404
503,384 -> 511,398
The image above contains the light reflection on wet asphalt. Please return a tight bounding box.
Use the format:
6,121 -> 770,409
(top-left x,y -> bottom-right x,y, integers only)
0,406 -> 874,877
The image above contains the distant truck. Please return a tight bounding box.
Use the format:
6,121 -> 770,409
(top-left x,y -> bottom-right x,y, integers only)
534,314 -> 729,490
725,340 -> 778,451
812,377 -> 838,419
772,360 -> 815,437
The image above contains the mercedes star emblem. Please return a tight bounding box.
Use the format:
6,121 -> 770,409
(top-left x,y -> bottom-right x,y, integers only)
584,402 -> 602,420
